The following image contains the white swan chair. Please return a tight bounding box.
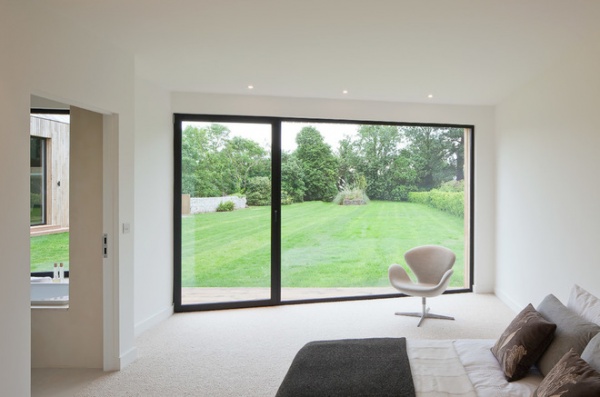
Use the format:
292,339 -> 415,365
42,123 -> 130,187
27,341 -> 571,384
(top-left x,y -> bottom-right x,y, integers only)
388,245 -> 455,327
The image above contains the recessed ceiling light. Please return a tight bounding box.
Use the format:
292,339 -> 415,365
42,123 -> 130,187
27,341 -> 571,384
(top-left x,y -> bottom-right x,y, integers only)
342,90 -> 348,94
248,85 -> 254,90
428,94 -> 433,98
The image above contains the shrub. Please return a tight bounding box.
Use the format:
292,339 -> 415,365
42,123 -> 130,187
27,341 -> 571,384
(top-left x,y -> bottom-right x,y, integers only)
430,190 -> 464,217
439,179 -> 465,192
216,200 -> 235,212
390,185 -> 412,202
281,191 -> 294,206
30,193 -> 42,206
408,189 -> 464,217
407,191 -> 430,205
320,184 -> 339,203
333,185 -> 369,206
246,176 -> 271,206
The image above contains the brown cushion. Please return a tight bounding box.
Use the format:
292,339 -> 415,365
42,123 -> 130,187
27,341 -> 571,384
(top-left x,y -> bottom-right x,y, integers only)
491,304 -> 556,381
534,349 -> 600,397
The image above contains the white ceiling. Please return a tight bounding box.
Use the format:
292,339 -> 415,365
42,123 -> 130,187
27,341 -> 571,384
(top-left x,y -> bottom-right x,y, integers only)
40,0 -> 600,105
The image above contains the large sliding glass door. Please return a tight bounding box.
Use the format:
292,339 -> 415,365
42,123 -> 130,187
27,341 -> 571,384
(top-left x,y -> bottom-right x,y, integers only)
175,117 -> 275,308
279,122 -> 470,301
174,114 -> 473,311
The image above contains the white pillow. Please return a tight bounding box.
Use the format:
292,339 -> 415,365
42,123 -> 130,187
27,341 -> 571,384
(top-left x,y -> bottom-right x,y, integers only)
567,284 -> 600,326
582,333 -> 600,373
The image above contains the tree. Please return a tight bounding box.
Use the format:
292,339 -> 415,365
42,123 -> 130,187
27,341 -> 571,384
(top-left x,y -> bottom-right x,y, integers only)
281,152 -> 306,203
441,128 -> 465,181
223,136 -> 267,193
181,125 -> 225,197
201,124 -> 233,196
353,125 -> 403,199
403,126 -> 456,190
337,125 -> 418,201
294,126 -> 339,201
386,150 -> 418,200
181,123 -> 240,197
336,136 -> 360,189
181,125 -> 203,195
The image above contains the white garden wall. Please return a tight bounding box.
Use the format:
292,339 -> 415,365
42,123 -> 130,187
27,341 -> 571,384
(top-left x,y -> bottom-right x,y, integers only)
189,196 -> 247,214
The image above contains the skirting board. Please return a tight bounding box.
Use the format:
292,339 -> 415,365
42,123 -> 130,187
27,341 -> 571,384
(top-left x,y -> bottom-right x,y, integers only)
119,346 -> 138,370
472,283 -> 494,294
494,288 -> 522,313
135,305 -> 174,337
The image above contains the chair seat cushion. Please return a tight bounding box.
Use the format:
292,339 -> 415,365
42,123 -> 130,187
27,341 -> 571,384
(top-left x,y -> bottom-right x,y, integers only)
390,281 -> 442,297
388,263 -> 453,298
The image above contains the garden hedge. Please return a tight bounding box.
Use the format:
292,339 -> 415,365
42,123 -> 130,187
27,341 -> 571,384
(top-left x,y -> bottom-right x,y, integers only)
408,190 -> 464,217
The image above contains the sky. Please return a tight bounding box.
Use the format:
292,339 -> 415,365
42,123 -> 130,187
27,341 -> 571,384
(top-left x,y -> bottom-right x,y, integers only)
183,121 -> 359,153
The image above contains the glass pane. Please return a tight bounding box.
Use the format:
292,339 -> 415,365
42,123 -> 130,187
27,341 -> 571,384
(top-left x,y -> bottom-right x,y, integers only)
30,232 -> 69,273
280,122 -> 468,301
30,137 -> 45,225
180,121 -> 272,305
30,113 -> 70,307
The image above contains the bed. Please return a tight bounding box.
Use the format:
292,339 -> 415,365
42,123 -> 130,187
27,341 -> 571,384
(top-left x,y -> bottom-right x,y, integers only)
276,285 -> 600,397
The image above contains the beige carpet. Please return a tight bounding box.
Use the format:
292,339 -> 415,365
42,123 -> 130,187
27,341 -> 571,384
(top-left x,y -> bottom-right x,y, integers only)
32,293 -> 516,397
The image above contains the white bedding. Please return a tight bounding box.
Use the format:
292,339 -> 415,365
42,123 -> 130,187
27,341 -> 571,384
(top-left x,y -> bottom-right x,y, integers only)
407,339 -> 543,397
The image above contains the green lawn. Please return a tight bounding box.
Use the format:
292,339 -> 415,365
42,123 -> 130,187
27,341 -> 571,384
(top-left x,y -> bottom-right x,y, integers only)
182,201 -> 465,288
30,201 -> 466,288
30,232 -> 69,273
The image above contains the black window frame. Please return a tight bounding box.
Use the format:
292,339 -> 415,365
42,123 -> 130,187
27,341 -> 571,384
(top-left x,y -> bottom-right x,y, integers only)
174,113 -> 475,312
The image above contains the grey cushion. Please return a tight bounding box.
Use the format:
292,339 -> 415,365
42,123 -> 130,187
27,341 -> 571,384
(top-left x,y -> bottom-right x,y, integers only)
537,294 -> 600,376
582,333 -> 600,373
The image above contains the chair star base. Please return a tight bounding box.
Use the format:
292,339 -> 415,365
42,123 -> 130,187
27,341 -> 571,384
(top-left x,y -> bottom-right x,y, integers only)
394,311 -> 455,327
394,297 -> 454,327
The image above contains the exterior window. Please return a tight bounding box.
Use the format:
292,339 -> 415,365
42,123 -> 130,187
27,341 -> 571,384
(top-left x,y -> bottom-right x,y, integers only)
30,111 -> 70,277
174,114 -> 473,312
30,136 -> 46,226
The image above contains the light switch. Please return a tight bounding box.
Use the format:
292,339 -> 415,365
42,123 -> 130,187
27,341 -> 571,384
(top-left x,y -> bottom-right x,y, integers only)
122,223 -> 131,234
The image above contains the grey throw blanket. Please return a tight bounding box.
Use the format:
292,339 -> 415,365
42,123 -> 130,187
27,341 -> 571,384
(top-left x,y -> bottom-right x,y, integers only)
275,337 -> 415,397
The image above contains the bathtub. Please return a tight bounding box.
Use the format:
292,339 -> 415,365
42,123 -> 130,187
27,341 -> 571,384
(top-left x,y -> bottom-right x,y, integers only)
31,278 -> 69,306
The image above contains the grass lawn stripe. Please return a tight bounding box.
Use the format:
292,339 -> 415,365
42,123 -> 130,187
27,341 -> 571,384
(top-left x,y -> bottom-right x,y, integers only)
30,201 -> 466,289
182,201 -> 465,288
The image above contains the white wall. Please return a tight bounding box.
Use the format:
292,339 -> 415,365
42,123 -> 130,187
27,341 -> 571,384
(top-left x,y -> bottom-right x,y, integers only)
495,41 -> 600,311
0,4 -> 32,395
0,3 -> 137,394
134,77 -> 174,335
172,93 -> 497,293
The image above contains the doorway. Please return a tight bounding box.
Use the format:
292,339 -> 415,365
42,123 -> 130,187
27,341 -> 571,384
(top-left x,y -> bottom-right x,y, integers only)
30,97 -> 117,369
